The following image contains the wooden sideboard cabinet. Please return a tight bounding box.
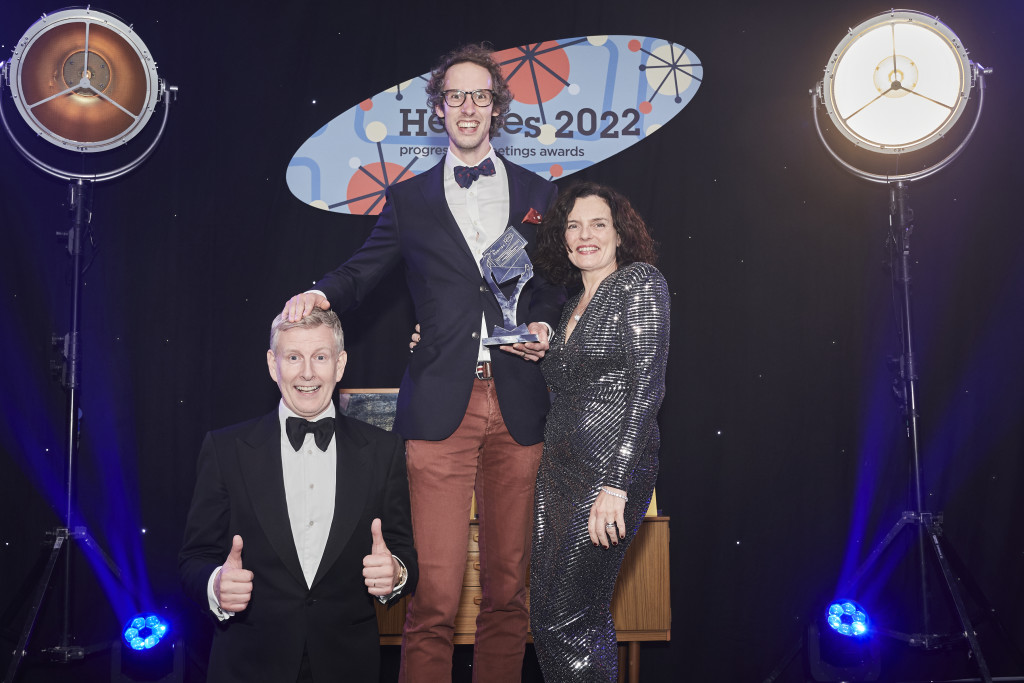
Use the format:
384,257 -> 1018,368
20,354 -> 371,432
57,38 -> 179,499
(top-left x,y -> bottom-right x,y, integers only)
376,516 -> 670,683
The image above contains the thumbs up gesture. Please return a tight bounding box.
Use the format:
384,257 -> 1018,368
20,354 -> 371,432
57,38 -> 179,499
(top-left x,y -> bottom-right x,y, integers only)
362,518 -> 399,597
215,535 -> 254,612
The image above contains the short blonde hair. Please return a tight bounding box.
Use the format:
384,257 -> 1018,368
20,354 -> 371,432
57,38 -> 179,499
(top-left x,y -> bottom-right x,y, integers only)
269,308 -> 344,354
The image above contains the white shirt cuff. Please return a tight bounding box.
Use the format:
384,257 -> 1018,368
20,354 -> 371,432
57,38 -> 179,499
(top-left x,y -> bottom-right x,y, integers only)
207,566 -> 234,621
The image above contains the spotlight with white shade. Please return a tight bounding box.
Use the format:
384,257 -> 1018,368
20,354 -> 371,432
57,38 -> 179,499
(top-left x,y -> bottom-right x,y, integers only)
775,9 -> 999,683
813,9 -> 989,183
821,10 -> 972,154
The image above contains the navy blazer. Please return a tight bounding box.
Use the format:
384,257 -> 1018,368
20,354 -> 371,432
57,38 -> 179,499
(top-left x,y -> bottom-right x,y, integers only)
315,155 -> 564,445
178,410 -> 416,683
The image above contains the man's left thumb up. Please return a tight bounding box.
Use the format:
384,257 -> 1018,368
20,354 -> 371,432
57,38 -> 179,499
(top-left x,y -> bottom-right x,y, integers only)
370,517 -> 388,555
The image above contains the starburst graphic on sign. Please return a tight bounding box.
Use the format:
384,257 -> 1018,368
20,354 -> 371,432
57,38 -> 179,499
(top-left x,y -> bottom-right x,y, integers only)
333,116 -> 421,215
634,40 -> 703,104
384,75 -> 428,103
497,40 -> 585,124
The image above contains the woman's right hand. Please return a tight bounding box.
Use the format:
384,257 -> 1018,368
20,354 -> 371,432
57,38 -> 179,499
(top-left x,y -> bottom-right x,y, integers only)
588,487 -> 627,548
409,323 -> 421,352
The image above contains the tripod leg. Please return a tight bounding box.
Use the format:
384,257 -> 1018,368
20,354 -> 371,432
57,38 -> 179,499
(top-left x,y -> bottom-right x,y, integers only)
939,531 -> 1024,672
74,528 -> 122,580
3,531 -> 67,683
837,511 -> 913,595
927,522 -> 992,683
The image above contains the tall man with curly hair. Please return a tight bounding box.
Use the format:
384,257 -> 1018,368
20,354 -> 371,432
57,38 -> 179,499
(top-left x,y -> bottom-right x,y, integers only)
283,44 -> 564,682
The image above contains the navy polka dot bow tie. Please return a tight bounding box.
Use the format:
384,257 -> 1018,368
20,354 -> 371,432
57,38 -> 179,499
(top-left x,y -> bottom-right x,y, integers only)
453,158 -> 496,189
285,416 -> 335,451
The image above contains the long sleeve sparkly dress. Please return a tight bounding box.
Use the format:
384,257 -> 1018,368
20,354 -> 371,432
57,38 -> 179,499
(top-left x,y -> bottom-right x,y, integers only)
530,261 -> 670,682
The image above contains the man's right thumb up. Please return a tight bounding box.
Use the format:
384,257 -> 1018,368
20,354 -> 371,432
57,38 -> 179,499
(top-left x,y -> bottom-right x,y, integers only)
225,534 -> 244,569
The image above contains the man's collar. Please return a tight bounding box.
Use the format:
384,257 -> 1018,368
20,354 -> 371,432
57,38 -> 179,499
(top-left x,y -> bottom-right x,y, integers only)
278,399 -> 336,423
445,145 -> 497,171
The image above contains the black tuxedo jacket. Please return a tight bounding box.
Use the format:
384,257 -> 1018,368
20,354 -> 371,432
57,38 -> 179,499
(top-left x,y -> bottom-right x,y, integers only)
315,155 -> 564,445
178,409 -> 416,683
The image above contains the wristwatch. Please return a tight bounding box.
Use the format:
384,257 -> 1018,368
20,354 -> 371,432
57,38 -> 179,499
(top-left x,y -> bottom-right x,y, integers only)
394,558 -> 407,590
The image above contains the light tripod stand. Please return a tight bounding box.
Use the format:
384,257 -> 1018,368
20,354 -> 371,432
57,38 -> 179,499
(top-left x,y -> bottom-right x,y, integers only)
763,10 -> 1008,682
0,8 -> 175,681
830,179 -> 991,679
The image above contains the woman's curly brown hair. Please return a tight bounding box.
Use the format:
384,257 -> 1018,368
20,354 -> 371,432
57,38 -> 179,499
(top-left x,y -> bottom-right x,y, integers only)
425,43 -> 513,138
534,182 -> 658,287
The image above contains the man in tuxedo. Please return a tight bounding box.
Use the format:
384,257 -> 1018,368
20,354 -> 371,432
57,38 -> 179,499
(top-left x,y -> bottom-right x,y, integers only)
283,44 -> 564,683
179,308 -> 416,682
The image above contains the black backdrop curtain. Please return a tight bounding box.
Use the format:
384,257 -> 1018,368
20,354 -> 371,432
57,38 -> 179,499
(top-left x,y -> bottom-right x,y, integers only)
1,1 -> 1022,680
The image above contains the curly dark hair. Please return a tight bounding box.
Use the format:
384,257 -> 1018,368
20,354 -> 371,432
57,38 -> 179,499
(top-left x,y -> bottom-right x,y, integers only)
534,182 -> 658,286
424,43 -> 512,138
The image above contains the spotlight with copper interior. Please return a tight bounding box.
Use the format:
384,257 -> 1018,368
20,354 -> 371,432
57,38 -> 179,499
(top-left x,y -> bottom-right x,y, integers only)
1,7 -> 176,180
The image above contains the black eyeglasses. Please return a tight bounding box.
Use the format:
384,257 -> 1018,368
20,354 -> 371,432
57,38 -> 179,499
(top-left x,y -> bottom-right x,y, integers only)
441,89 -> 494,107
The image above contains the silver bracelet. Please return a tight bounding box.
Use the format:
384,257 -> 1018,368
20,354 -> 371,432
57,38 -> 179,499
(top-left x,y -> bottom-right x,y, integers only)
600,486 -> 628,502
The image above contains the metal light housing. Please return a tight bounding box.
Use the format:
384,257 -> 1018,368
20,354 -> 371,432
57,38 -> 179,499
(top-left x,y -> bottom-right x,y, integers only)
821,10 -> 973,155
5,7 -> 160,152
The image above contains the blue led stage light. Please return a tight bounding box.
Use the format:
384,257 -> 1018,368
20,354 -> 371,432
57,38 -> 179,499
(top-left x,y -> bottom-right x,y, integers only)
122,613 -> 169,652
826,600 -> 870,638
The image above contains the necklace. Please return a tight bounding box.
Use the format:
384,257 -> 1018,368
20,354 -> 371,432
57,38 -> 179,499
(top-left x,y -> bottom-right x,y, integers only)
571,292 -> 593,323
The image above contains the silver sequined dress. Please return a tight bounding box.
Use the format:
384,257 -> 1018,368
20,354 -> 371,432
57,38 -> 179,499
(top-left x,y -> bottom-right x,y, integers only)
531,262 -> 670,682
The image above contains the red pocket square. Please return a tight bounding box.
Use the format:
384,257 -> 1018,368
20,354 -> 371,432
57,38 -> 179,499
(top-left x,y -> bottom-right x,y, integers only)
522,208 -> 542,224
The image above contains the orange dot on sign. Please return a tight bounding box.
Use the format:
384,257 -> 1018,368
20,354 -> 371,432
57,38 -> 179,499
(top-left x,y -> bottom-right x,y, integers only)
639,101 -> 653,115
549,164 -> 563,177
628,40 -> 641,52
346,162 -> 412,215
360,99 -> 373,111
495,42 -> 570,105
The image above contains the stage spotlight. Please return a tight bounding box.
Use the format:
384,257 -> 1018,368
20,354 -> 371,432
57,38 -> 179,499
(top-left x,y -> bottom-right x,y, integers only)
4,7 -> 160,152
820,10 -> 972,154
758,14 -> 994,683
826,599 -> 870,637
122,612 -> 169,652
806,8 -> 995,680
113,613 -> 182,682
1,9 -> 177,683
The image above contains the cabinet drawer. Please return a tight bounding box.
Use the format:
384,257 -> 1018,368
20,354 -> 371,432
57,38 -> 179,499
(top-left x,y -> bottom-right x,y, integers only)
464,554 -> 481,587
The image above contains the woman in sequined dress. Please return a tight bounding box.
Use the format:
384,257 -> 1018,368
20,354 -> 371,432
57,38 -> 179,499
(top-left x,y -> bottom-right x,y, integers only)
529,182 -> 670,682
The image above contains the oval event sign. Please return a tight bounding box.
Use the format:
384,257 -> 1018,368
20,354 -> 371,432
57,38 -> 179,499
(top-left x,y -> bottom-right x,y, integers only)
287,36 -> 703,216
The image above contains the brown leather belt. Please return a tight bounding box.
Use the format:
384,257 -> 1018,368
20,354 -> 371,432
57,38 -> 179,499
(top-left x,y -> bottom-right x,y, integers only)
474,361 -> 493,380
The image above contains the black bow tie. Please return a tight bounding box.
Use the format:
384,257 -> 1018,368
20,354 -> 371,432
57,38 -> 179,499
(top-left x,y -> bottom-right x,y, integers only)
453,157 -> 496,188
285,416 -> 335,452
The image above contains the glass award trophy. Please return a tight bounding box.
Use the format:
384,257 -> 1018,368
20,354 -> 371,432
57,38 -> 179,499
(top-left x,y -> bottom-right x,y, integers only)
480,227 -> 539,346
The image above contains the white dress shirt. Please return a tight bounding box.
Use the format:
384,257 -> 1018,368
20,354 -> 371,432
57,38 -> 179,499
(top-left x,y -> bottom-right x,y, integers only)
277,400 -> 338,588
444,146 -> 510,362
